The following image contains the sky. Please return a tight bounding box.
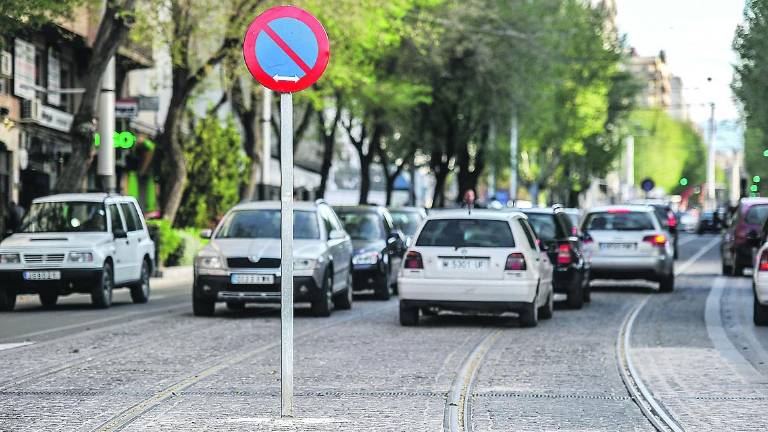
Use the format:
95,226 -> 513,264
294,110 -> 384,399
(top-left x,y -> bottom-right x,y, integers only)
615,0 -> 746,130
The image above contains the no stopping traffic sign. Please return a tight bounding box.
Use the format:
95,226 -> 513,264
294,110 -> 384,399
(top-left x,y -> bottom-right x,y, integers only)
242,6 -> 330,93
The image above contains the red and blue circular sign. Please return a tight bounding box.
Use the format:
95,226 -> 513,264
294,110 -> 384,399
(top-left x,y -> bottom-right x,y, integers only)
243,6 -> 330,93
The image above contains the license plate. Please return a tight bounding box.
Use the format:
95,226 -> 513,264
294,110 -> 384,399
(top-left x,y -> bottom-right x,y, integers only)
600,243 -> 636,251
23,271 -> 61,281
231,274 -> 275,285
440,258 -> 489,271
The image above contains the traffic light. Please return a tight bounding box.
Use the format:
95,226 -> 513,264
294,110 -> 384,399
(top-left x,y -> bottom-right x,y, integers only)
679,177 -> 689,186
754,176 -> 762,183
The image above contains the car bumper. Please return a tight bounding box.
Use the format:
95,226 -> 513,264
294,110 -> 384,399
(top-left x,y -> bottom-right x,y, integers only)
755,276 -> 768,305
0,268 -> 103,295
589,255 -> 671,280
553,266 -> 582,294
398,277 -> 537,303
401,299 -> 533,314
352,265 -> 385,290
194,275 -> 320,303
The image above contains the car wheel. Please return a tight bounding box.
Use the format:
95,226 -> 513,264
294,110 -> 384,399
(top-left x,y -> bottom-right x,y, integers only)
732,260 -> 745,277
130,260 -> 151,304
91,262 -> 114,309
226,301 -> 245,311
332,269 -> 353,310
311,271 -> 333,317
567,278 -> 584,309
539,289 -> 553,320
659,273 -> 675,293
399,301 -> 419,326
722,259 -> 733,276
0,288 -> 17,311
375,269 -> 392,300
39,292 -> 58,308
193,295 -> 215,317
583,274 -> 592,303
519,301 -> 538,328
755,292 -> 768,326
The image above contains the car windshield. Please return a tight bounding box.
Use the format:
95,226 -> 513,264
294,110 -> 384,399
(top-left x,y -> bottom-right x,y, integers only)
336,211 -> 385,241
215,210 -> 320,239
524,213 -> 559,241
745,205 -> 768,225
416,219 -> 515,248
20,201 -> 107,233
390,211 -> 423,236
583,211 -> 655,231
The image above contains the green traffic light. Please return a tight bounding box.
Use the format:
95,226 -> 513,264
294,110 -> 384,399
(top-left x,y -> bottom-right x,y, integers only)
751,185 -> 759,192
755,176 -> 762,183
679,178 -> 688,186
764,149 -> 768,157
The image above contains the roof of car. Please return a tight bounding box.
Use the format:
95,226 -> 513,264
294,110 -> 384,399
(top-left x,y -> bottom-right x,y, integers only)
586,205 -> 655,213
231,200 -> 320,211
516,207 -> 560,215
740,197 -> 768,206
32,193 -> 129,203
389,206 -> 425,213
426,209 -> 525,221
333,205 -> 387,213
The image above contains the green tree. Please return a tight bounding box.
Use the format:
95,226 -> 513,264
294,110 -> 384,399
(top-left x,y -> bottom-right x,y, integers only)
0,0 -> 84,35
176,111 -> 248,228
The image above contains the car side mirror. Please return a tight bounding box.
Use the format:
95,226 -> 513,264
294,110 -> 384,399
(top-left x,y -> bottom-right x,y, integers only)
329,229 -> 346,240
200,229 -> 213,239
113,228 -> 127,239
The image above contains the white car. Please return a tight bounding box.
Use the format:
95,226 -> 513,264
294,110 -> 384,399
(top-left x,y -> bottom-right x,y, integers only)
582,205 -> 674,292
0,193 -> 155,310
752,237 -> 768,325
397,210 -> 554,327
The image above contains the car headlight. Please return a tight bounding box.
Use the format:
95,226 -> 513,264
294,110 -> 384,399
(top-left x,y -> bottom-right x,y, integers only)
68,252 -> 94,263
353,251 -> 380,265
0,253 -> 20,264
196,255 -> 224,269
293,258 -> 318,271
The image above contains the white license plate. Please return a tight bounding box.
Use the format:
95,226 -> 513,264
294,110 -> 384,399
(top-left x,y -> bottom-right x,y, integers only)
600,243 -> 636,251
23,271 -> 61,281
440,258 -> 489,271
231,274 -> 275,285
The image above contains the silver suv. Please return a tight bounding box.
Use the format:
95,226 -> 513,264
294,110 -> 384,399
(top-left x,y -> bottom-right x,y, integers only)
192,200 -> 354,317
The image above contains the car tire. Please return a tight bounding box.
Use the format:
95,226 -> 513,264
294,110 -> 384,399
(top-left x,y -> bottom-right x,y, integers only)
539,290 -> 553,320
311,271 -> 333,317
91,262 -> 114,309
732,259 -> 745,277
130,260 -> 151,304
659,273 -> 675,293
374,270 -> 392,300
519,301 -> 538,328
583,274 -> 592,303
567,279 -> 584,309
193,295 -> 215,317
722,259 -> 733,276
226,301 -> 245,311
39,293 -> 58,308
0,289 -> 16,311
399,301 -> 419,326
332,269 -> 353,310
755,292 -> 768,326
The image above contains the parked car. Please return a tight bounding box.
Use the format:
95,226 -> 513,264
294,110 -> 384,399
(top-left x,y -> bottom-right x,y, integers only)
581,205 -> 675,292
389,207 -> 428,247
334,205 -> 406,299
192,200 -> 354,317
0,193 -> 155,310
630,199 -> 679,259
752,217 -> 768,325
722,198 -> 768,276
679,210 -> 700,233
398,210 -> 554,327
696,211 -> 721,234
519,207 -> 590,309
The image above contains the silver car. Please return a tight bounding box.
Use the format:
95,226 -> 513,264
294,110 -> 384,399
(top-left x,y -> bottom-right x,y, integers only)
582,205 -> 674,292
192,200 -> 354,317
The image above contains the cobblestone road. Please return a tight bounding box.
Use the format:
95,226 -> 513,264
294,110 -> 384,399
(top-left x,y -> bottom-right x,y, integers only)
1,234 -> 767,431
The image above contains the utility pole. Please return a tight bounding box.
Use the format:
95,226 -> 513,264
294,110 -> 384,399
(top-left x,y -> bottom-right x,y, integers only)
730,150 -> 741,206
488,122 -> 496,200
97,56 -> 116,192
706,102 -> 716,209
261,88 -> 272,198
509,106 -> 518,205
624,135 -> 634,202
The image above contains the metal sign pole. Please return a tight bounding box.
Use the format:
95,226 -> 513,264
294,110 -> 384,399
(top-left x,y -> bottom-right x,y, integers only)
280,92 -> 294,418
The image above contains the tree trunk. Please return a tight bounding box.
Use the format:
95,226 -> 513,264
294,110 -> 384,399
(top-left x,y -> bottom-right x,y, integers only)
55,0 -> 136,192
231,80 -> 260,200
432,165 -> 449,208
159,71 -> 192,223
316,94 -> 343,199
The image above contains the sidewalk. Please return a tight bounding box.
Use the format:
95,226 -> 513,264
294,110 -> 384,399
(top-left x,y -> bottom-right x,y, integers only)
152,266 -> 193,289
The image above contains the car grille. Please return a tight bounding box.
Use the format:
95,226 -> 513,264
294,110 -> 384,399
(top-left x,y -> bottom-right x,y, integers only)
23,254 -> 66,265
227,257 -> 281,269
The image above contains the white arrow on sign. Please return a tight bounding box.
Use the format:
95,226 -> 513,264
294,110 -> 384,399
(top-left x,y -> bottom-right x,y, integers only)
273,74 -> 300,82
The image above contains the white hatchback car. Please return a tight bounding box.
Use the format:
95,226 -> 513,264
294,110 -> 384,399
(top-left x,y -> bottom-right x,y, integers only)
0,193 -> 155,310
582,205 -> 674,292
397,211 -> 554,327
752,235 -> 768,325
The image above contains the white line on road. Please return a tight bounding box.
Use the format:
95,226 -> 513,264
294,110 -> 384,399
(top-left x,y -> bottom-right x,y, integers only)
674,237 -> 721,276
0,342 -> 35,351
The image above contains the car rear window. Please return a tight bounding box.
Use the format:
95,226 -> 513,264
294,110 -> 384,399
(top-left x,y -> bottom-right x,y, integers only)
583,211 -> 655,231
523,213 -> 561,241
416,219 -> 515,248
745,205 -> 768,225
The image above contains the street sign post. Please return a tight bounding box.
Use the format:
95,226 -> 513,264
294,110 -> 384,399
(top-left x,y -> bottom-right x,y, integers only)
242,5 -> 329,418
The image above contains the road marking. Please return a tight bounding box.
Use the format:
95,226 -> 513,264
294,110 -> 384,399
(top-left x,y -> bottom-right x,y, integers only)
676,235 -> 698,248
705,277 -> 766,384
674,236 -> 721,276
0,342 -> 34,351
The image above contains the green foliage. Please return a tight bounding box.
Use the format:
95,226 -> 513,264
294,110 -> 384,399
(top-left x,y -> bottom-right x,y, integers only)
744,123 -> 766,176
0,0 -> 85,35
176,112 -> 248,228
630,109 -> 707,193
147,220 -> 208,266
147,219 -> 181,266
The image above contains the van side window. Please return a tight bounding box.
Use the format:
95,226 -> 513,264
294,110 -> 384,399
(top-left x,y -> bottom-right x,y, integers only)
108,204 -> 125,232
120,203 -> 142,231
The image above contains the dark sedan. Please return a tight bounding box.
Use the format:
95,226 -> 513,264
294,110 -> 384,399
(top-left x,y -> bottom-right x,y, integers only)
334,205 -> 406,299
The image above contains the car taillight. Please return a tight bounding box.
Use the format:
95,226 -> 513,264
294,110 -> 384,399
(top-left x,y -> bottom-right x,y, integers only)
760,250 -> 768,272
505,253 -> 527,271
667,213 -> 677,228
404,251 -> 423,269
643,234 -> 667,247
557,244 -> 572,265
